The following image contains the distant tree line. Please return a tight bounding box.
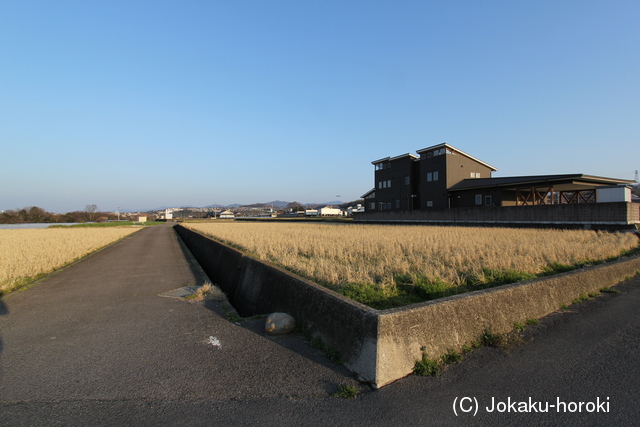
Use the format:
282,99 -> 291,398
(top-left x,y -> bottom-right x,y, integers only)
0,206 -> 118,224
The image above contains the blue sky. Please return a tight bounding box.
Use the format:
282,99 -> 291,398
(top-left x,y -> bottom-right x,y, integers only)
1,1 -> 638,213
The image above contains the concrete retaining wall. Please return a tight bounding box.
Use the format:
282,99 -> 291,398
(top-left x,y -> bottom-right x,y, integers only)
174,225 -> 379,381
375,256 -> 640,386
175,224 -> 640,388
355,202 -> 640,229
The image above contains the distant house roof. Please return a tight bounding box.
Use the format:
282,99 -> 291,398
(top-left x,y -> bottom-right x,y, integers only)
416,143 -> 498,171
448,174 -> 635,192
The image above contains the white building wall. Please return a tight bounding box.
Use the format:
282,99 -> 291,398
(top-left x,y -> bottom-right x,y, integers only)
597,186 -> 631,203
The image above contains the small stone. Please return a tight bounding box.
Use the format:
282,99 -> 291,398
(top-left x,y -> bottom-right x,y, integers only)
265,312 -> 295,335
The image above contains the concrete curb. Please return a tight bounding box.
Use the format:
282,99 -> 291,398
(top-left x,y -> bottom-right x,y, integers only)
174,224 -> 640,388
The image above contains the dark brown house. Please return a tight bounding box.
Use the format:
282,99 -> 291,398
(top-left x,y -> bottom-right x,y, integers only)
364,143 -> 635,212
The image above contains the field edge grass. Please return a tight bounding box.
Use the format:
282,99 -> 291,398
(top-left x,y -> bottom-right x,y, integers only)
0,228 -> 143,298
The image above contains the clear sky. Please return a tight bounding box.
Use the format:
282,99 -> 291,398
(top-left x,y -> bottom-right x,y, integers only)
1,1 -> 638,213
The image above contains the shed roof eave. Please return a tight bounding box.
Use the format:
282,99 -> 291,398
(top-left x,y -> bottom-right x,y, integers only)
416,143 -> 498,171
371,157 -> 391,165
361,188 -> 376,198
448,174 -> 635,192
372,153 -> 419,164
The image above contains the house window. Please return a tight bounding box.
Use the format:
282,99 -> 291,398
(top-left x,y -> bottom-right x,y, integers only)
427,201 -> 433,207
427,152 -> 432,158
378,181 -> 383,189
387,180 -> 391,188
405,176 -> 410,185
395,200 -> 400,208
387,203 -> 391,209
433,150 -> 439,157
433,171 -> 439,181
475,194 -> 482,205
427,173 -> 432,182
485,196 -> 492,206
470,172 -> 481,178
370,202 -> 376,210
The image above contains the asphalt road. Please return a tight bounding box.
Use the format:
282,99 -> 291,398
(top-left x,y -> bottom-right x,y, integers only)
1,223 -> 639,426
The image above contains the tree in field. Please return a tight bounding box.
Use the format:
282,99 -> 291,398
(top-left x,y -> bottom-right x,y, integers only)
0,210 -> 18,224
287,202 -> 305,212
28,206 -> 50,223
0,206 -> 53,224
85,204 -> 98,222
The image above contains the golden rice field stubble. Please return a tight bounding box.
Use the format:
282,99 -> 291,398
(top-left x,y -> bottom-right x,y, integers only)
0,227 -> 140,295
185,222 -> 640,309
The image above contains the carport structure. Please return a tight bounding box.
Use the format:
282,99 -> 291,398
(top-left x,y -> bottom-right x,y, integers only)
448,174 -> 635,207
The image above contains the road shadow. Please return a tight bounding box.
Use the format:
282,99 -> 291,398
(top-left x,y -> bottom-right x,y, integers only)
0,298 -> 7,380
172,226 -> 363,393
173,227 -> 211,288
202,298 -> 361,395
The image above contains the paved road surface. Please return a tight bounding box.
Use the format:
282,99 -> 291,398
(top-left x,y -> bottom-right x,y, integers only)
1,223 -> 639,425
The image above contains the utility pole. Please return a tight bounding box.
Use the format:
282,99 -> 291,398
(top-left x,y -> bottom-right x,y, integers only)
116,207 -> 121,221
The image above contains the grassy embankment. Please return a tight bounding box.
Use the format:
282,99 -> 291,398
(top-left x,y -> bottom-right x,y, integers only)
0,227 -> 141,296
185,222 -> 640,309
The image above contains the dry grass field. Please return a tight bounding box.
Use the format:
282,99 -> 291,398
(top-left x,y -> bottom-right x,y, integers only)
185,222 -> 639,308
0,227 -> 140,295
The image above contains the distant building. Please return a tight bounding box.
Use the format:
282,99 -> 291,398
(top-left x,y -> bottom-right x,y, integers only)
218,210 -> 235,219
347,204 -> 365,216
317,206 -> 342,216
